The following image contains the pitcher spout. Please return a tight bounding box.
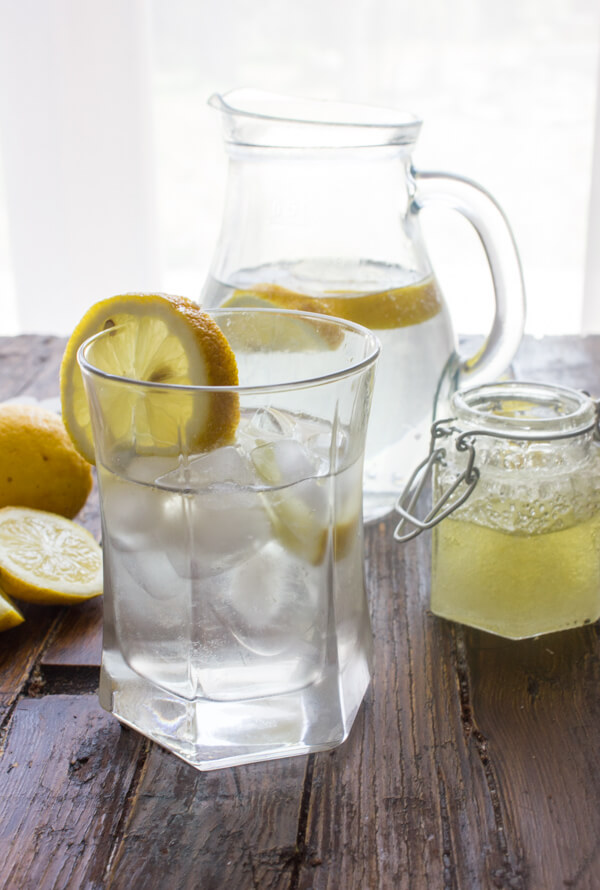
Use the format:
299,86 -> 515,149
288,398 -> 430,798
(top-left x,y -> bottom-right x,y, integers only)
208,88 -> 422,148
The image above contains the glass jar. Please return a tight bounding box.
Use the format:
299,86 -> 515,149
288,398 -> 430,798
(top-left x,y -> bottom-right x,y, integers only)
395,381 -> 600,639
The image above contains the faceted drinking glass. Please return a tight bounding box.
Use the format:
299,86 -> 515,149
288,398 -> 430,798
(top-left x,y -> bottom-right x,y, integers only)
79,307 -> 379,770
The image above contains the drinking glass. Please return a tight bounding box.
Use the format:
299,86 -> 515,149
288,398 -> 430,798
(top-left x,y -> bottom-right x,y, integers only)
79,307 -> 379,770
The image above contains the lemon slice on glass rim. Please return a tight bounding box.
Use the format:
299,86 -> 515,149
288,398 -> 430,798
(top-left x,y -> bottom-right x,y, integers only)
60,293 -> 240,464
0,507 -> 103,605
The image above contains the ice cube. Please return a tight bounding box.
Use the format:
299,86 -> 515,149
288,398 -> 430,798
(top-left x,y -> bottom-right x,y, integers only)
250,438 -> 330,564
106,546 -> 191,696
107,545 -> 189,609
247,407 -> 296,440
306,427 -> 348,473
224,544 -> 323,656
251,437 -> 326,487
100,473 -> 166,552
157,446 -> 256,491
156,448 -> 272,579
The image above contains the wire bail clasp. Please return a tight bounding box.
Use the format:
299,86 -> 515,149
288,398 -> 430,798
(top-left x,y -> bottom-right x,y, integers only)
393,419 -> 480,543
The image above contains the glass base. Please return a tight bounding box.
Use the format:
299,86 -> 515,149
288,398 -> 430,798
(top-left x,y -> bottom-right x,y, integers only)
431,606 -> 600,640
99,647 -> 370,770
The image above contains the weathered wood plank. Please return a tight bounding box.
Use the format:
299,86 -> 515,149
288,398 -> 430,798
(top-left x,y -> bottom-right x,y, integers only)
299,521 -> 521,889
462,625 -> 600,889
513,334 -> 600,390
0,603 -> 63,718
0,335 -> 65,401
105,746 -> 309,890
40,596 -> 103,669
0,694 -> 142,890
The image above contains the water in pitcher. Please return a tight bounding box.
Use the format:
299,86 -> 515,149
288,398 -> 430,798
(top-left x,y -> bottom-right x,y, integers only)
203,259 -> 458,521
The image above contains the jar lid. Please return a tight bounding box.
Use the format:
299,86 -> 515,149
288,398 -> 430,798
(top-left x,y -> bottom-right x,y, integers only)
394,380 -> 599,542
451,381 -> 597,440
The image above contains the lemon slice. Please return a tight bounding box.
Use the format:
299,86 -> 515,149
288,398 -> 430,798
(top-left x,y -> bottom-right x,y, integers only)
0,507 -> 103,605
259,489 -> 360,566
221,286 -> 344,350
60,293 -> 239,464
0,588 -> 25,631
264,487 -> 329,566
225,277 -> 443,331
251,441 -> 360,566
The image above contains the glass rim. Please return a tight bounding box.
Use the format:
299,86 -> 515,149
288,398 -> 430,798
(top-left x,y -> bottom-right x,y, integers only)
77,306 -> 381,395
451,380 -> 596,438
209,88 -> 422,132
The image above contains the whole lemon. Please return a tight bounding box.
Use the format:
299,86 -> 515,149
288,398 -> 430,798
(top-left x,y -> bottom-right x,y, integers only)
0,403 -> 93,518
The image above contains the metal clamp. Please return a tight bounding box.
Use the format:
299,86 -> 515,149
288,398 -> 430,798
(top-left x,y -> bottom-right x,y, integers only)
394,393 -> 600,544
393,419 -> 480,543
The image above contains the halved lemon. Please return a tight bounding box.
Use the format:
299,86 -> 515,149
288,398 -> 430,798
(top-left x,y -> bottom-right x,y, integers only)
60,293 -> 239,464
0,507 -> 103,605
0,588 -> 25,631
225,277 -> 443,331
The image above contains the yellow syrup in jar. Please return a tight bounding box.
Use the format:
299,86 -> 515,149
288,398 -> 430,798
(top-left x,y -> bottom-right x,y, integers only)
431,510 -> 600,639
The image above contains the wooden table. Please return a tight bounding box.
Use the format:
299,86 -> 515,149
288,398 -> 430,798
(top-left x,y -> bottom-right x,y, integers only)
1,334 -> 600,890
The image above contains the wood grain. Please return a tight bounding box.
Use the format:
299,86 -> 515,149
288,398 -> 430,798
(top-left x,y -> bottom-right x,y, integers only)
0,695 -> 142,890
0,335 -> 66,401
104,748 -> 309,890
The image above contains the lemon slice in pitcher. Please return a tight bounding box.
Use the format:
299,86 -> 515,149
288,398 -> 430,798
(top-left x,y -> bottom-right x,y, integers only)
222,285 -> 344,350
60,293 -> 239,463
0,507 -> 103,605
224,278 -> 443,331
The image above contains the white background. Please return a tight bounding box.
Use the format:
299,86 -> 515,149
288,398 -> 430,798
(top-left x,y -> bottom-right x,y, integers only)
0,0 -> 598,337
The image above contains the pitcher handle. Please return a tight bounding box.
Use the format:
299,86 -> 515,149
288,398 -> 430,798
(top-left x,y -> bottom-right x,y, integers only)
413,170 -> 526,386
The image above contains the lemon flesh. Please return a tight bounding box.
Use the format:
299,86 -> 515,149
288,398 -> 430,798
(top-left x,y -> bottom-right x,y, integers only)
60,293 -> 239,464
0,589 -> 25,631
224,278 -> 442,331
0,506 -> 103,605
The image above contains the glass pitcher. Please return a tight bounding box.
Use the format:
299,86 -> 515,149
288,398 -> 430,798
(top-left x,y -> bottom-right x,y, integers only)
201,89 -> 526,522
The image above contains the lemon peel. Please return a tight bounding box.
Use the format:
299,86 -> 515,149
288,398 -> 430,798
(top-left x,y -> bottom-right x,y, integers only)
60,293 -> 239,463
0,588 -> 25,632
0,402 -> 93,517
